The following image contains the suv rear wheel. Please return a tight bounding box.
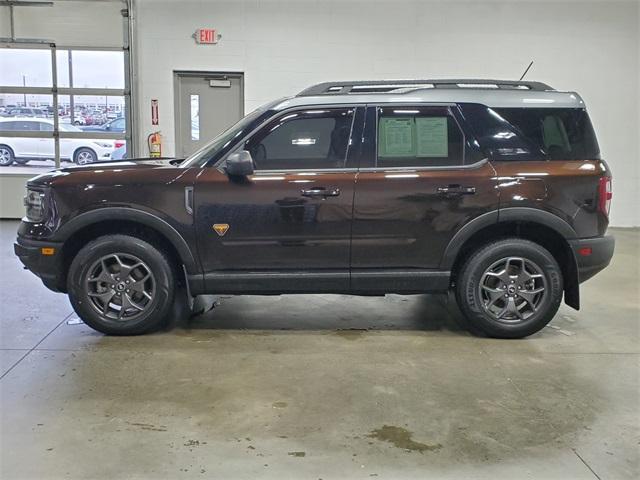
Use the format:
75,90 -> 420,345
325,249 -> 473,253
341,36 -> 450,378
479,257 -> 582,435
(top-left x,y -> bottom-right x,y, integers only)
455,238 -> 563,339
67,235 -> 176,335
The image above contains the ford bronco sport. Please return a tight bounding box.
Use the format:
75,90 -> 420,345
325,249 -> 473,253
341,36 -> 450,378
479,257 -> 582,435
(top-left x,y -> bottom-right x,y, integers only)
15,79 -> 615,338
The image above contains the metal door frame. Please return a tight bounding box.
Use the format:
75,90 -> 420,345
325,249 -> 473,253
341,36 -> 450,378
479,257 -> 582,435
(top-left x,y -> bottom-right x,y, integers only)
173,71 -> 244,158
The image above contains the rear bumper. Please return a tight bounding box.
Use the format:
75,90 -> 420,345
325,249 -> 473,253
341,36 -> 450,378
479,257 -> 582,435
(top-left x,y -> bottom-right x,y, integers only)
14,236 -> 65,292
569,235 -> 615,283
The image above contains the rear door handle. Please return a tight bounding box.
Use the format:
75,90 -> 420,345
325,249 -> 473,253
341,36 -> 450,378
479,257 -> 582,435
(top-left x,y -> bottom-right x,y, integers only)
301,187 -> 341,198
437,184 -> 476,195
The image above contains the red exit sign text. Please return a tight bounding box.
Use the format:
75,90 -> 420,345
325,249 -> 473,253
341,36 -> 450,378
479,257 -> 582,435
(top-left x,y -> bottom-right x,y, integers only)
194,28 -> 218,44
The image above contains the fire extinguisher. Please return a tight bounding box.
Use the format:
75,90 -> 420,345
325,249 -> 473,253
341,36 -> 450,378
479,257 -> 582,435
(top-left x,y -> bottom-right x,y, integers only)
148,131 -> 162,158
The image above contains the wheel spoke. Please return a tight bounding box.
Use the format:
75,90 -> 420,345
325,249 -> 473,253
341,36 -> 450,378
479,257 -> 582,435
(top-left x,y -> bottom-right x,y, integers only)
481,285 -> 504,308
88,258 -> 114,284
485,269 -> 510,285
517,287 -> 544,310
130,273 -> 150,293
125,293 -> 145,311
88,290 -> 115,315
118,294 -> 131,320
505,297 -> 523,320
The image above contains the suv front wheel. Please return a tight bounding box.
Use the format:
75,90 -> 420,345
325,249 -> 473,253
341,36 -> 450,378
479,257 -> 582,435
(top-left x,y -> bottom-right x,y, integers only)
67,235 -> 176,335
456,238 -> 563,339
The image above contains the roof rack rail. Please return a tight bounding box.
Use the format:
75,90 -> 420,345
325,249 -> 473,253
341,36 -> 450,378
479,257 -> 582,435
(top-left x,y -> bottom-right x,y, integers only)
297,79 -> 554,96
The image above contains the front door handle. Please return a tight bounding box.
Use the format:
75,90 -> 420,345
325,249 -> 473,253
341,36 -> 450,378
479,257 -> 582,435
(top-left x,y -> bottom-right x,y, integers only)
301,187 -> 341,198
437,184 -> 476,195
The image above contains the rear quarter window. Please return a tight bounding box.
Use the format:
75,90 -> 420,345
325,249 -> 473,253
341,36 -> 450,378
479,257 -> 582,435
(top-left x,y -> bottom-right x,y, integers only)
459,104 -> 600,161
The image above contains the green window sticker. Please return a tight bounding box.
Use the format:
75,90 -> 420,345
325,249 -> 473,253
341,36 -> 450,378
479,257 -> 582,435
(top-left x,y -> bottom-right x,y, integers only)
378,117 -> 415,157
416,117 -> 448,157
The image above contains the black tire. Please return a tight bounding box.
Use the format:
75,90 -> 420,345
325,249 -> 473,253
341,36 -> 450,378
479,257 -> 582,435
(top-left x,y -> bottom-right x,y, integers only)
67,235 -> 176,335
14,158 -> 29,165
455,238 -> 563,339
74,147 -> 97,165
0,145 -> 14,166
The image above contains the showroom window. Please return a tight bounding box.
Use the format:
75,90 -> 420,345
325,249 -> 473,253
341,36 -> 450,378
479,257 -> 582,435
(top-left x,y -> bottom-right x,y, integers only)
376,106 -> 464,167
244,108 -> 355,171
0,45 -> 129,173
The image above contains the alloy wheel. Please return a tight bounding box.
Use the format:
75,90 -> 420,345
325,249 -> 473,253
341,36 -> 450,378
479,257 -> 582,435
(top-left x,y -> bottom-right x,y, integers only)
85,253 -> 156,321
0,147 -> 11,165
478,256 -> 547,324
76,151 -> 95,165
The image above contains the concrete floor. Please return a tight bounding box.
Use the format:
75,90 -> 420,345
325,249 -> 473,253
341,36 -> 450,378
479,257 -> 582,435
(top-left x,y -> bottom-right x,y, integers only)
1,220 -> 638,480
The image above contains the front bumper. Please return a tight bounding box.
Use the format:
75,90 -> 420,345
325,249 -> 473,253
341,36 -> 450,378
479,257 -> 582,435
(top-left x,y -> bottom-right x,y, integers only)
14,236 -> 65,292
569,235 -> 615,283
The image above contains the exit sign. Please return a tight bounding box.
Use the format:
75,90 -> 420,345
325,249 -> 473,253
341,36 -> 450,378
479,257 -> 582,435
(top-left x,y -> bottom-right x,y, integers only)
194,28 -> 218,44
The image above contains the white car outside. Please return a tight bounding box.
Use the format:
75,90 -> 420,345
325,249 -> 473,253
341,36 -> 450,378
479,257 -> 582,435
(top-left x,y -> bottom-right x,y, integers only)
0,117 -> 116,166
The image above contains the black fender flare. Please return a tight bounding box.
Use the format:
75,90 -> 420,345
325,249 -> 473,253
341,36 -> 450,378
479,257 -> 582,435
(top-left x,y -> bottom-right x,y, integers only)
53,207 -> 199,274
440,210 -> 499,270
498,207 -> 577,239
441,207 -> 580,309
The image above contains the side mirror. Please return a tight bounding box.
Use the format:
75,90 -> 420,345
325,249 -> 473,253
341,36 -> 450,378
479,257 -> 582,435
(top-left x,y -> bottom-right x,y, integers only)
225,150 -> 254,176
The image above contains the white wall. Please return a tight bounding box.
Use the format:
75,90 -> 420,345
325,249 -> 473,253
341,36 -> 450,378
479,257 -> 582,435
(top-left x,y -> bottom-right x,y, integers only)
138,0 -> 635,227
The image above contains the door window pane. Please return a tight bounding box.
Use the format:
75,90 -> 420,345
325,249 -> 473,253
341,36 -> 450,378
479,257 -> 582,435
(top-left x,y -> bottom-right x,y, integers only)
190,94 -> 200,140
245,108 -> 354,170
377,107 -> 464,167
0,49 -> 52,87
57,95 -> 126,130
56,50 -> 125,89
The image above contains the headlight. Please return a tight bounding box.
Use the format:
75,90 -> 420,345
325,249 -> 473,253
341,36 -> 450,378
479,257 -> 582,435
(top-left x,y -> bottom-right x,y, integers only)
24,189 -> 45,222
94,142 -> 113,148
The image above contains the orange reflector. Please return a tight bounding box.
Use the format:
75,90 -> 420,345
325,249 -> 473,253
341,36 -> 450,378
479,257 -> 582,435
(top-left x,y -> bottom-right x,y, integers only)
41,247 -> 56,256
578,247 -> 592,257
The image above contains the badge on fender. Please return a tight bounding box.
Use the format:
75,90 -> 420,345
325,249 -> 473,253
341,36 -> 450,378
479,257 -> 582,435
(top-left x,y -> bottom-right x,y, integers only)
212,224 -> 230,236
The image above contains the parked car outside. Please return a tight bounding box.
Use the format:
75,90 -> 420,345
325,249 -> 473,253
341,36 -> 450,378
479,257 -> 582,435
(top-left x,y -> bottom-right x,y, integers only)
110,143 -> 127,160
14,79 -> 614,337
7,107 -> 46,118
82,117 -> 126,133
0,117 -> 116,166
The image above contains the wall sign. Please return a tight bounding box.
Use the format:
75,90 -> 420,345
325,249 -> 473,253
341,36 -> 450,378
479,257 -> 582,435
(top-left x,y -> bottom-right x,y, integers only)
151,99 -> 159,125
194,28 -> 219,44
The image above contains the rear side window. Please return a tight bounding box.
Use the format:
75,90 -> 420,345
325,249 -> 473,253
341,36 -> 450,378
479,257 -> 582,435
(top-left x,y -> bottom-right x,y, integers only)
459,104 -> 600,161
494,108 -> 599,160
376,106 -> 464,167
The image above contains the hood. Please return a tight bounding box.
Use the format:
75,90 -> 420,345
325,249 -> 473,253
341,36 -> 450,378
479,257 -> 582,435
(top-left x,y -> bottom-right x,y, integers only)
27,157 -> 185,187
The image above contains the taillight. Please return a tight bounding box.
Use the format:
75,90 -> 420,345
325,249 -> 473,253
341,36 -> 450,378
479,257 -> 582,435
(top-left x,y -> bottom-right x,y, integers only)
598,176 -> 612,217
114,141 -> 125,148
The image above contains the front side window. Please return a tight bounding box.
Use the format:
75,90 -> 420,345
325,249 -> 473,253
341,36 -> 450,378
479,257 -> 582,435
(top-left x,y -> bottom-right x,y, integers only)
376,106 -> 464,167
244,108 -> 355,171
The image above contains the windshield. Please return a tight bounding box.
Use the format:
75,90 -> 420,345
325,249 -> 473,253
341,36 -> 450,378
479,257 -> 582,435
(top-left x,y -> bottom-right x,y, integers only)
180,103 -> 279,168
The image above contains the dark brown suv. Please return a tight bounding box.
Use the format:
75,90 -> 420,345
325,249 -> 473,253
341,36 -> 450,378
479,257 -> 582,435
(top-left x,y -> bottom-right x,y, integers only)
14,79 -> 615,338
